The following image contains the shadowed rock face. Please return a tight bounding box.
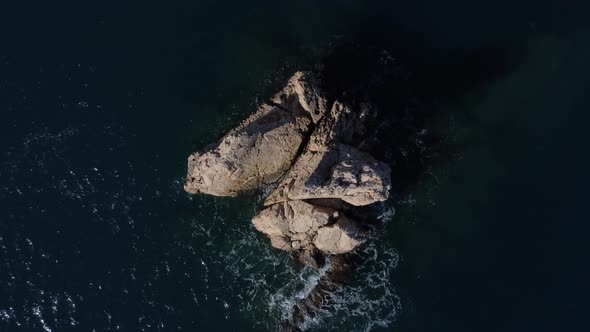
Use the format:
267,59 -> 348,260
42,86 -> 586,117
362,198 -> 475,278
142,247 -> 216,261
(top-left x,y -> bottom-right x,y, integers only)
184,105 -> 311,196
184,71 -> 390,265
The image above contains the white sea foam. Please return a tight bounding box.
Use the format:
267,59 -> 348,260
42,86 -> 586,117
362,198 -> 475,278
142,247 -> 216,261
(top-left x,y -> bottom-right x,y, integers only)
269,259 -> 332,321
266,241 -> 401,331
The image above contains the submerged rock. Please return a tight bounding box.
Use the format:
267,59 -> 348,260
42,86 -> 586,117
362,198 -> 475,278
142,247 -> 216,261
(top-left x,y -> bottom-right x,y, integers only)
184,70 -> 390,264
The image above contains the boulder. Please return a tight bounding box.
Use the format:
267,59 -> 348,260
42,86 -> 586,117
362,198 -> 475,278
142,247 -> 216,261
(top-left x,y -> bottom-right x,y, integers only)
184,71 -> 326,196
264,143 -> 391,207
252,200 -> 363,254
313,216 -> 362,254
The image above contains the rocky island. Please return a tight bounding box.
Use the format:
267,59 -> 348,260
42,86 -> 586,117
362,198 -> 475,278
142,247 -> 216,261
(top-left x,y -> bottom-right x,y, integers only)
184,71 -> 391,269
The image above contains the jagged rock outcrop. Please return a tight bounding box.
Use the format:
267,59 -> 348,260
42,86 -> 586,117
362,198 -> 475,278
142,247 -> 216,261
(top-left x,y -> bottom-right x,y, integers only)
184,104 -> 311,196
184,71 -> 328,196
272,71 -> 329,124
184,71 -> 390,266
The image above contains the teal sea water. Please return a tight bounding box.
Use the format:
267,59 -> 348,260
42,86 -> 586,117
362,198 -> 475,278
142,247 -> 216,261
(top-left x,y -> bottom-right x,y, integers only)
1,1 -> 589,331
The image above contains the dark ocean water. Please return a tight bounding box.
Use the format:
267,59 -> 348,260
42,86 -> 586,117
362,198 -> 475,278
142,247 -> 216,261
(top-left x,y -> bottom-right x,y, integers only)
1,1 -> 589,331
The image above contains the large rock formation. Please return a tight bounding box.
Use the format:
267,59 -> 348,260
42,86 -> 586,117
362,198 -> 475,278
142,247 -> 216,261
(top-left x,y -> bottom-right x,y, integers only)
184,71 -> 391,266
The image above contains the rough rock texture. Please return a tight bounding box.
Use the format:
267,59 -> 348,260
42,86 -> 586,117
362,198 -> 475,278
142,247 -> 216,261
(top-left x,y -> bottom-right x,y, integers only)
272,71 -> 329,124
264,143 -> 391,207
184,71 -> 391,266
252,200 -> 361,254
184,105 -> 311,196
264,99 -> 390,207
307,101 -> 377,151
184,71 -> 327,196
313,216 -> 361,254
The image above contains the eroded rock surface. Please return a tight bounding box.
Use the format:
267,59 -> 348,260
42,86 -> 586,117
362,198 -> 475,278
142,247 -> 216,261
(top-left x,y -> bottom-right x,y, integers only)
184,71 -> 391,266
184,105 -> 311,196
252,200 -> 362,255
184,71 -> 327,196
264,143 -> 391,207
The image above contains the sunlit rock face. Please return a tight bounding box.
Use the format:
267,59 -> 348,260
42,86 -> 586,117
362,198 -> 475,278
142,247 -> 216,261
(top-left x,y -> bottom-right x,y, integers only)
184,71 -> 328,197
184,71 -> 391,266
